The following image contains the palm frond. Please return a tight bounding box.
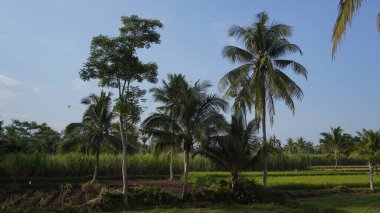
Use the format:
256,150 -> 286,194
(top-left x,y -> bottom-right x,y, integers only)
332,0 -> 363,58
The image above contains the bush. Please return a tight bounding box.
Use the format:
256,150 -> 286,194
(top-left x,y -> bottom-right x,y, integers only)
191,177 -> 232,203
133,185 -> 161,206
234,177 -> 264,204
233,177 -> 288,204
95,187 -> 124,211
81,182 -> 103,201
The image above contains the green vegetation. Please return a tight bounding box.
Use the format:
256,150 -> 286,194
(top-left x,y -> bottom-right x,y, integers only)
79,15 -> 163,201
298,193 -> 380,213
188,171 -> 380,190
0,153 -> 374,178
0,9 -> 380,212
0,153 -> 215,178
332,0 -> 380,58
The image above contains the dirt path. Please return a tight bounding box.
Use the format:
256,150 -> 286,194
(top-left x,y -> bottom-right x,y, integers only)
100,179 -> 190,193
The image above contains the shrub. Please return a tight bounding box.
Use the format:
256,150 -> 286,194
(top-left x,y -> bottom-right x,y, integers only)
133,185 -> 161,206
95,187 -> 123,211
234,177 -> 264,204
81,182 -> 103,201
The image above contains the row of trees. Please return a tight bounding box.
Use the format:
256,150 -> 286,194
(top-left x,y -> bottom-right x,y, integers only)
0,120 -> 61,154
2,3 -> 380,199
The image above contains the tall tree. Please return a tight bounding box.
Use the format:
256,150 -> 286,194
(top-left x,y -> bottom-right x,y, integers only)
320,127 -> 350,170
332,0 -> 380,58
353,129 -> 380,191
219,12 -> 307,188
80,15 -> 163,202
62,91 -> 118,183
141,74 -> 227,200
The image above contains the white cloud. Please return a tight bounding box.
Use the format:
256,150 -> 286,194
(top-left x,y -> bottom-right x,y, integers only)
0,90 -> 17,98
33,86 -> 40,93
0,75 -> 21,86
72,78 -> 88,90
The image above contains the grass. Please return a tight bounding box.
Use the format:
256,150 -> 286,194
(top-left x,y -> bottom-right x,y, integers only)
188,171 -> 377,190
298,193 -> 380,212
127,193 -> 380,212
127,203 -> 303,213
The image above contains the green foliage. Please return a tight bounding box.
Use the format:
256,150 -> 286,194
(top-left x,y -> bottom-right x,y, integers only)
0,153 -> 216,177
133,185 -> 161,206
0,120 -> 62,154
0,153 -> 374,178
234,177 -> 265,204
188,171 -> 380,190
94,187 -> 124,211
192,177 -> 232,203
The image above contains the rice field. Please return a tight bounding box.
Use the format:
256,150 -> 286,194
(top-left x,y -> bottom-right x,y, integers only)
188,170 -> 377,190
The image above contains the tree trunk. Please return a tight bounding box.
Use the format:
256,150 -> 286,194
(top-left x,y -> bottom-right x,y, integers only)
118,81 -> 130,203
169,146 -> 174,180
119,116 -> 128,202
334,150 -> 338,171
231,171 -> 238,193
181,148 -> 190,200
262,95 -> 268,189
369,161 -> 374,191
91,144 -> 100,184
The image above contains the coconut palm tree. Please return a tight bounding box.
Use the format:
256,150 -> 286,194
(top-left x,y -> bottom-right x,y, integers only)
141,74 -> 227,200
332,0 -> 380,58
268,135 -> 282,151
194,114 -> 259,192
284,138 -> 298,155
320,127 -> 350,170
353,129 -> 380,191
296,137 -> 308,153
62,91 -> 118,183
219,12 -> 307,188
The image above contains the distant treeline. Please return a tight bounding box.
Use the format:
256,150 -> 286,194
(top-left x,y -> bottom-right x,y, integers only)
0,153 -> 369,178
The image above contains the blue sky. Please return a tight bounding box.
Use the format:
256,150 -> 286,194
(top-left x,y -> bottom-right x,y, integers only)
0,0 -> 379,143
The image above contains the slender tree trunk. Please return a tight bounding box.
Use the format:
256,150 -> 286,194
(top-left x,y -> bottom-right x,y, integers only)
119,116 -> 128,202
334,150 -> 338,171
231,171 -> 238,193
118,80 -> 130,203
181,148 -> 190,200
369,161 -> 374,191
91,144 -> 100,184
262,95 -> 268,189
169,146 -> 174,180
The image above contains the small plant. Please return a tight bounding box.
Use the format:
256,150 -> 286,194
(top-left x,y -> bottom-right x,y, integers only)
133,185 -> 161,206
59,183 -> 73,207
33,191 -> 49,208
93,187 -> 123,211
81,181 -> 103,201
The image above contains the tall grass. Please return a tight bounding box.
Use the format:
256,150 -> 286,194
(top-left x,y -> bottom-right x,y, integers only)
0,153 -> 369,178
0,152 -> 217,177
